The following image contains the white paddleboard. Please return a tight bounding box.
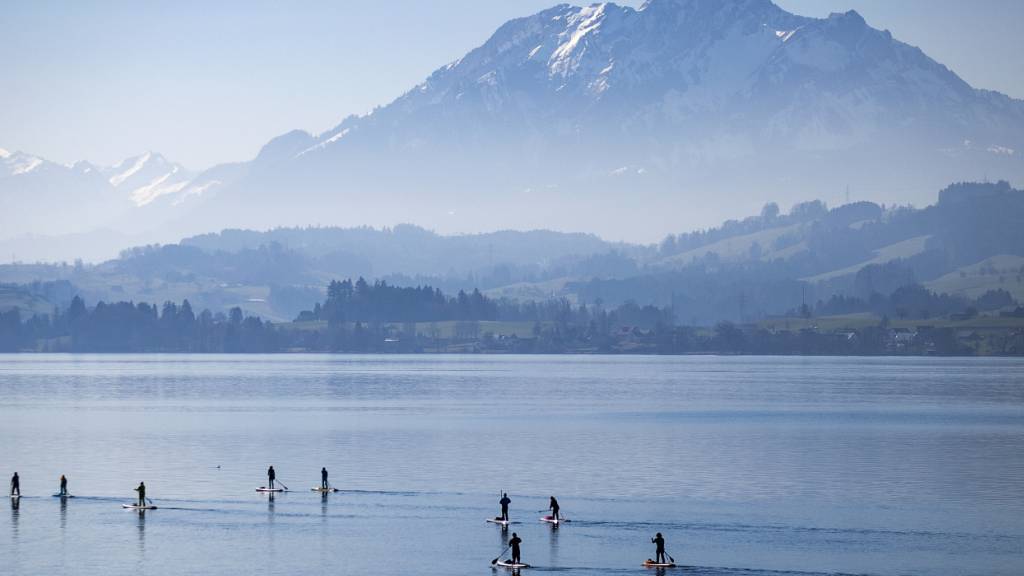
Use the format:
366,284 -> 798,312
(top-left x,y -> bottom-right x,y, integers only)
540,515 -> 568,524
643,560 -> 676,568
122,504 -> 157,510
10,494 -> 21,499
256,487 -> 286,493
494,560 -> 530,569
310,487 -> 339,492
486,517 -> 511,525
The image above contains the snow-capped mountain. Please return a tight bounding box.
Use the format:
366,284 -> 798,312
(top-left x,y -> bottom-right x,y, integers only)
0,148 -> 198,240
102,152 -> 195,207
177,0 -> 1023,240
4,0 -> 1024,257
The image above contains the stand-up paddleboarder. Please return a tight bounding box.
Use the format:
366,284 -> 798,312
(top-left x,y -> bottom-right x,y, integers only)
499,492 -> 511,521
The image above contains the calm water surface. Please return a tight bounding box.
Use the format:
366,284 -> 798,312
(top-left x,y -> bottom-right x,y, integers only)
0,354 -> 1022,575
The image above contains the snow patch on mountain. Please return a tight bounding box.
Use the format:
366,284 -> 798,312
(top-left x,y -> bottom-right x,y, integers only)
549,3 -> 608,78
174,180 -> 221,205
130,167 -> 190,206
297,128 -> 350,157
13,156 -> 42,175
109,152 -> 152,186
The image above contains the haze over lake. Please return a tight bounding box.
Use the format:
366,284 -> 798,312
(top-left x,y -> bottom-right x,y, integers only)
2,354 -> 1022,575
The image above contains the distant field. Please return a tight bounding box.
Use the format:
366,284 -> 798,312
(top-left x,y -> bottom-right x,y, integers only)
660,222 -> 806,266
804,235 -> 931,283
483,278 -> 575,303
925,254 -> 1024,301
761,313 -> 1024,332
280,320 -> 543,339
0,287 -> 57,316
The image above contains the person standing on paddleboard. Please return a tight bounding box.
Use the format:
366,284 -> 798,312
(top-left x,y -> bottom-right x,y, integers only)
59,474 -> 68,496
321,467 -> 328,489
510,532 -> 523,565
652,532 -> 667,564
499,492 -> 511,521
134,481 -> 146,507
10,472 -> 20,496
268,466 -> 276,489
548,496 -> 560,521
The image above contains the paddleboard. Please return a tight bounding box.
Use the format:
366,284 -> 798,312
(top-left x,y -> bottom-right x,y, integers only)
487,517 -> 511,525
256,487 -> 286,493
10,494 -> 21,499
643,560 -> 676,568
310,487 -> 339,492
122,504 -> 157,510
52,494 -> 74,498
540,515 -> 568,524
494,560 -> 530,569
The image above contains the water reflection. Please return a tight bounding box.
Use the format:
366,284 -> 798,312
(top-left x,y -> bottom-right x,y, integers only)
10,495 -> 19,538
60,495 -> 68,531
496,522 -> 509,549
136,509 -> 146,554
547,520 -> 560,567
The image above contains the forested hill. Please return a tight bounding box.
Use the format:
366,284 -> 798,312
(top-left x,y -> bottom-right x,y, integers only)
0,181 -> 1022,326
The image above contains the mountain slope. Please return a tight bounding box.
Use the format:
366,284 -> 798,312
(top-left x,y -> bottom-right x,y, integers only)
4,0 -> 1024,254
176,0 -> 1020,238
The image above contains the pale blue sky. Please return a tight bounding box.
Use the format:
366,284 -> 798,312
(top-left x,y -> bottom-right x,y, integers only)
2,0 -> 1022,169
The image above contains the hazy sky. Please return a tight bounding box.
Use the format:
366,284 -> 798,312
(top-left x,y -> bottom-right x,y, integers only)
3,0 -> 1022,169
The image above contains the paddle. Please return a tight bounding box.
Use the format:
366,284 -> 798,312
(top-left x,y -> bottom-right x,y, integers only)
666,550 -> 675,564
491,545 -> 511,565
276,479 -> 290,491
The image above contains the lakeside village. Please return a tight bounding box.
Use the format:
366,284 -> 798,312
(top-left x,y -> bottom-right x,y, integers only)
3,279 -> 1023,355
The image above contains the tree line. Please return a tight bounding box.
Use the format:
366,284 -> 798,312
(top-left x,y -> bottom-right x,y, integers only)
0,296 -> 278,352
0,279 -> 1020,355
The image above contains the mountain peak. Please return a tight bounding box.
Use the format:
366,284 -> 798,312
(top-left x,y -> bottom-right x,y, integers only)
641,0 -> 774,9
639,0 -> 781,19
828,9 -> 866,27
5,1 -> 1024,245
255,129 -> 315,164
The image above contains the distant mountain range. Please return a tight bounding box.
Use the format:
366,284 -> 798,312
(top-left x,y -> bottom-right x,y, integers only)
3,0 -> 1023,261
0,148 -> 196,245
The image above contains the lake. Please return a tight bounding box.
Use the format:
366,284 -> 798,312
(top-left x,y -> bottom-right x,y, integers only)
0,354 -> 1022,575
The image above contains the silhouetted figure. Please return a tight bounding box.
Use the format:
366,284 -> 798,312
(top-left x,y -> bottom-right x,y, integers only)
134,482 -> 146,507
59,474 -> 67,496
499,492 -> 511,521
548,496 -> 560,520
509,532 -> 523,565
268,466 -> 276,489
321,467 -> 328,489
10,472 -> 19,496
652,532 -> 666,564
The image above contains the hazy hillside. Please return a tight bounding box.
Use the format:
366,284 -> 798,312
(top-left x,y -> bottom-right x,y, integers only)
572,181 -> 1024,323
1,181 -> 1021,324
0,227 -> 640,321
